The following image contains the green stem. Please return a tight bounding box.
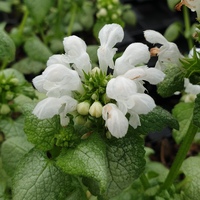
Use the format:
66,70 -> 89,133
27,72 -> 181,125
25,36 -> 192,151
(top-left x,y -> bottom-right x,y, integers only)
1,59 -> 8,70
19,6 -> 29,35
183,6 -> 193,50
159,121 -> 198,192
55,0 -> 63,37
67,3 -> 77,36
140,173 -> 150,190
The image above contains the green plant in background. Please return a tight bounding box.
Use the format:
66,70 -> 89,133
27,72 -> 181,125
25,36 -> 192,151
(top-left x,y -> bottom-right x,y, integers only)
0,0 -> 136,77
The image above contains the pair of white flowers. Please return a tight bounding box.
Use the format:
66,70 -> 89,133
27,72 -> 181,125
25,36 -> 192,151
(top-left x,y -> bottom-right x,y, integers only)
32,23 -> 177,138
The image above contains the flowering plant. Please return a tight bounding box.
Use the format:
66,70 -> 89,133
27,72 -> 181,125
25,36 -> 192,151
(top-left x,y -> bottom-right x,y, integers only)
1,0 -> 200,199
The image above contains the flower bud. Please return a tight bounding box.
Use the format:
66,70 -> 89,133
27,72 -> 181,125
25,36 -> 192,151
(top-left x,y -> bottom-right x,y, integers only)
91,93 -> 98,100
74,115 -> 86,125
0,104 -> 11,115
77,101 -> 90,115
91,67 -> 101,75
97,8 -> 107,18
5,91 -> 14,100
89,101 -> 103,118
10,78 -> 19,85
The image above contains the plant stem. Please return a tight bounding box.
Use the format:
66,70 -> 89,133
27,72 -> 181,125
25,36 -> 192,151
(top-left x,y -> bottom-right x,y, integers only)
140,173 -> 150,190
19,6 -> 29,35
55,0 -> 63,38
183,6 -> 193,50
159,121 -> 198,192
1,59 -> 8,70
67,3 -> 77,36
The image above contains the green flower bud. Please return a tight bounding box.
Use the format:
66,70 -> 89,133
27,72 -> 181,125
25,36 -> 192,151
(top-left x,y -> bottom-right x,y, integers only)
0,104 -> 11,115
91,93 -> 98,100
89,101 -> 103,118
5,91 -> 14,100
77,101 -> 90,115
10,78 -> 19,85
91,67 -> 101,75
4,85 -> 10,90
74,115 -> 87,125
97,8 -> 107,18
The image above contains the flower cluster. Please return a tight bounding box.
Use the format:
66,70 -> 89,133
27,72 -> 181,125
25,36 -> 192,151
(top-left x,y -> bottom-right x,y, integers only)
32,23 -> 166,138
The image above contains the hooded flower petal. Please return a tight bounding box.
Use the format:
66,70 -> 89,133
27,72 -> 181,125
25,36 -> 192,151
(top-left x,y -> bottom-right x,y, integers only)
144,30 -> 169,45
128,112 -> 141,129
106,76 -> 138,101
33,95 -> 77,126
46,54 -> 70,67
63,35 -> 91,77
127,93 -> 156,114
32,75 -> 46,93
127,94 -> 155,129
33,64 -> 82,97
97,23 -> 124,72
114,43 -> 150,76
184,78 -> 200,95
123,66 -> 165,85
102,103 -> 128,138
144,30 -> 182,71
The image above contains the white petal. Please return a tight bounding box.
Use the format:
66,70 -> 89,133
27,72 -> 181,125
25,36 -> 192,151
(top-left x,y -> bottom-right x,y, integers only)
123,66 -> 148,80
184,78 -> 200,95
97,46 -> 116,72
158,42 -> 182,65
128,93 -> 156,114
144,30 -> 168,45
38,64 -> 82,97
32,96 -> 77,120
63,35 -> 91,76
106,76 -> 138,101
129,112 -> 141,129
114,43 -> 150,76
102,103 -> 128,138
32,97 -> 64,119
144,68 -> 165,84
98,23 -> 124,48
97,23 -> 124,72
32,75 -> 46,93
46,54 -> 70,67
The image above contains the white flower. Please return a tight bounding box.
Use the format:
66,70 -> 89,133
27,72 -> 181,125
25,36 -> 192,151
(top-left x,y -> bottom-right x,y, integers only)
32,64 -> 82,97
106,76 -> 156,129
184,78 -> 200,95
144,30 -> 183,71
33,23 -> 163,137
63,36 -> 92,77
123,66 -> 165,92
32,96 -> 77,126
106,76 -> 138,101
102,103 -> 128,138
97,23 -> 124,72
114,43 -> 150,76
47,36 -> 91,78
175,0 -> 200,20
127,93 -> 156,128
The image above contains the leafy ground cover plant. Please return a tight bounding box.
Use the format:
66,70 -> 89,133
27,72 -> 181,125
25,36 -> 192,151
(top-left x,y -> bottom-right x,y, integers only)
0,0 -> 136,76
1,0 -> 200,200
